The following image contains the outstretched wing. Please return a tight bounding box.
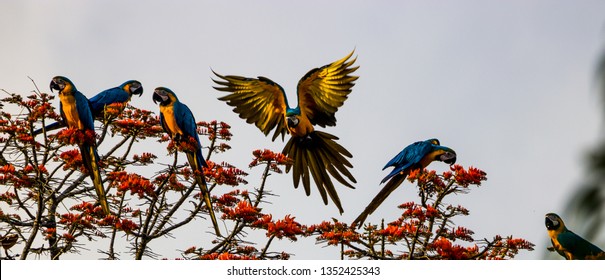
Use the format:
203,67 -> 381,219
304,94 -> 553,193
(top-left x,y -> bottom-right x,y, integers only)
297,50 -> 359,127
213,71 -> 289,141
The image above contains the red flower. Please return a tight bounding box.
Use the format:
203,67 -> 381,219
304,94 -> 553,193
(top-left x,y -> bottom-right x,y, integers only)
116,173 -> 155,198
222,201 -> 260,223
250,149 -> 293,168
205,161 -> 248,186
115,218 -> 139,234
56,128 -> 96,146
265,215 -> 305,241
59,149 -> 83,171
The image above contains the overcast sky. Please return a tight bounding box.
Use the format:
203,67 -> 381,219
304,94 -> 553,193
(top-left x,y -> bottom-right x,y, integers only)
2,0 -> 605,260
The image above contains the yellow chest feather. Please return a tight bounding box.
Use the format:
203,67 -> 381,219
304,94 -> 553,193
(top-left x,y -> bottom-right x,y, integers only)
160,105 -> 183,137
60,93 -> 83,129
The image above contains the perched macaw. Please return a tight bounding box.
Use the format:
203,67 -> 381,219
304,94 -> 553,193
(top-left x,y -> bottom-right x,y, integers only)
88,80 -> 143,117
34,80 -> 143,135
545,213 -> 605,260
50,76 -> 109,215
152,87 -> 221,236
353,139 -> 457,227
212,51 -> 359,214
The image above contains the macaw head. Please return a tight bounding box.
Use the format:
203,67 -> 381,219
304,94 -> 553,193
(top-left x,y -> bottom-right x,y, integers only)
428,138 -> 440,145
121,80 -> 143,97
50,76 -> 76,94
545,213 -> 565,231
152,87 -> 178,106
286,108 -> 301,128
430,141 -> 457,165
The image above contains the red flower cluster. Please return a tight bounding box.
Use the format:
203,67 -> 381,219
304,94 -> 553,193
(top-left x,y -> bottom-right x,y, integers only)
198,252 -> 257,260
249,149 -> 293,173
58,213 -> 95,229
309,220 -> 359,245
102,103 -> 126,119
252,214 -> 306,241
56,128 -> 97,146
215,190 -> 244,208
198,120 -> 232,141
430,237 -> 479,260
205,161 -> 248,186
132,152 -> 157,164
153,173 -> 187,192
115,218 -> 139,234
42,227 -> 56,240
59,149 -> 83,171
70,201 -> 106,217
451,164 -> 487,187
111,108 -> 163,138
482,235 -> 535,259
222,200 -> 260,223
117,173 -> 155,198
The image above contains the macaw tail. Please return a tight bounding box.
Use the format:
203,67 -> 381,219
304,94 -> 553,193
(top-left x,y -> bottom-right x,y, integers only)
186,152 -> 222,237
32,121 -> 66,136
80,143 -> 109,215
353,172 -> 407,228
282,130 -> 356,215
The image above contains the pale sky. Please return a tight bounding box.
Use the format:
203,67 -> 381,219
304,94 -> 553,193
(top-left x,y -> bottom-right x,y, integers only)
2,0 -> 605,260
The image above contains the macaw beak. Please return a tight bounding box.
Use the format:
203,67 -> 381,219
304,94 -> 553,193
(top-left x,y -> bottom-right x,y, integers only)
440,151 -> 457,165
133,86 -> 143,97
545,215 -> 560,230
152,91 -> 166,104
287,115 -> 299,128
49,80 -> 60,93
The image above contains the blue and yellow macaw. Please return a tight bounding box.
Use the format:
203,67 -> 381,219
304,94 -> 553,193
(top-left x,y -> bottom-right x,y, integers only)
50,76 -> 109,215
152,87 -> 221,236
545,213 -> 605,260
212,51 -> 359,214
353,139 -> 457,227
35,80 -> 143,135
88,80 -> 143,117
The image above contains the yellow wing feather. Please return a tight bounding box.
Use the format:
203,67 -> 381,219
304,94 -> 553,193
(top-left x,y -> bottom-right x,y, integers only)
297,50 -> 359,127
213,71 -> 289,141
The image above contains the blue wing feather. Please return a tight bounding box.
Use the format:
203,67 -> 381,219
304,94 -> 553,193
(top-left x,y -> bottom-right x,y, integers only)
381,141 -> 433,184
74,90 -> 95,131
88,87 -> 130,116
558,230 -> 604,258
173,101 -> 207,169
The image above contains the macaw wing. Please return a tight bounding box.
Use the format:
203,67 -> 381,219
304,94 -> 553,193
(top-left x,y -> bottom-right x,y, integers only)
381,141 -> 433,184
557,230 -> 604,259
74,91 -> 95,131
88,87 -> 130,116
173,100 -> 208,169
296,50 -> 359,127
213,71 -> 289,141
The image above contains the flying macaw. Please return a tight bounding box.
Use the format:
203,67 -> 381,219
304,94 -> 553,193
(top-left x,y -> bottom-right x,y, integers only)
152,87 -> 221,236
545,213 -> 605,260
34,80 -> 143,135
353,139 -> 457,227
212,51 -> 359,214
50,76 -> 109,215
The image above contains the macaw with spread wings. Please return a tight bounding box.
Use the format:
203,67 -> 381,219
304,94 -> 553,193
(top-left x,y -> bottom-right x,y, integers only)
213,51 -> 359,214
